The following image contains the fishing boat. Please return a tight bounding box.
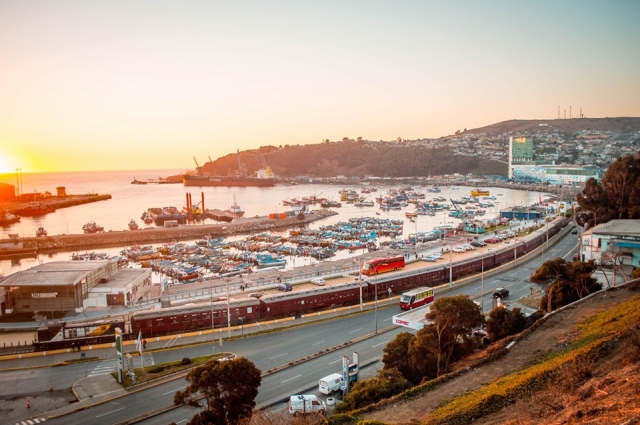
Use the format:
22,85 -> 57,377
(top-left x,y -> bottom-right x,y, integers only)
0,210 -> 20,226
470,188 -> 490,197
128,219 -> 139,230
82,220 -> 104,234
225,195 -> 245,218
141,212 -> 154,224
36,226 -> 47,237
320,200 -> 342,208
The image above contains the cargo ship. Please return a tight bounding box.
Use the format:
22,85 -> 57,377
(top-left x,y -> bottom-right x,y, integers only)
183,151 -> 276,188
182,174 -> 276,187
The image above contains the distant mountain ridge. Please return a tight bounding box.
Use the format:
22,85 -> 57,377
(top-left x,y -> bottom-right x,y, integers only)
463,117 -> 640,137
190,117 -> 639,179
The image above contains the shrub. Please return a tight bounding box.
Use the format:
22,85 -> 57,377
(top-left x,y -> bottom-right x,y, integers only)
180,357 -> 192,366
486,307 -> 528,342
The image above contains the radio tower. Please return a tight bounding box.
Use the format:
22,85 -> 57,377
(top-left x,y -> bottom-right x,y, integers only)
557,106 -> 560,119
570,106 -> 572,119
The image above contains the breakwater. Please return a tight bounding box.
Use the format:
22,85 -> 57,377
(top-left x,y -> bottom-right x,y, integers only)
0,209 -> 338,259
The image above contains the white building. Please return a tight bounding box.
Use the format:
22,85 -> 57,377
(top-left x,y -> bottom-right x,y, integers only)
580,220 -> 640,268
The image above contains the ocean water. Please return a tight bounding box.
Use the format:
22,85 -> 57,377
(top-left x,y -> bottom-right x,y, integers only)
0,170 -> 547,276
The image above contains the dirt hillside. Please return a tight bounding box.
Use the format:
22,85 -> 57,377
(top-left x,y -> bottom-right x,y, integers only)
361,286 -> 640,425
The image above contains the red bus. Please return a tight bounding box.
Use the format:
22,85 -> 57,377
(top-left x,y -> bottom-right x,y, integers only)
399,287 -> 434,310
361,255 -> 405,276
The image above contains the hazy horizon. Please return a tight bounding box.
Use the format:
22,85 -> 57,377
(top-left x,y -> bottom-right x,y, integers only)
2,0 -> 639,173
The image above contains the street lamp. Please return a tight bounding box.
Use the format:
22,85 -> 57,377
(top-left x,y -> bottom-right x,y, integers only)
372,263 -> 387,334
449,244 -> 453,287
225,278 -> 231,338
480,250 -> 484,313
210,279 -> 215,354
358,260 -> 364,312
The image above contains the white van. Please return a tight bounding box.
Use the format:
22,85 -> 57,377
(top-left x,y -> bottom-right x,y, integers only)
288,395 -> 326,415
318,373 -> 344,395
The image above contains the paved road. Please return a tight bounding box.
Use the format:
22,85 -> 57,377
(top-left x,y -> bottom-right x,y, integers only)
3,221 -> 584,425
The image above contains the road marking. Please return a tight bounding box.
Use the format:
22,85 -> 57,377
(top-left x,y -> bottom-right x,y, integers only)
176,420 -> 188,424
163,386 -> 186,396
383,317 -> 391,322
95,407 -> 125,418
329,358 -> 342,365
349,328 -> 363,333
372,340 -> 390,348
269,352 -> 288,360
312,340 -> 325,345
281,374 -> 301,383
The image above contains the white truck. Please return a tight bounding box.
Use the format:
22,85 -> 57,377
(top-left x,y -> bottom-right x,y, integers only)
318,373 -> 345,395
288,395 -> 326,416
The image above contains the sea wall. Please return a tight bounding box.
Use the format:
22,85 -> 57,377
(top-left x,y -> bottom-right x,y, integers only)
0,209 -> 338,258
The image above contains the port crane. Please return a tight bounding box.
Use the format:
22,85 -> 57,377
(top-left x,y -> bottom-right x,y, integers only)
450,199 -> 485,234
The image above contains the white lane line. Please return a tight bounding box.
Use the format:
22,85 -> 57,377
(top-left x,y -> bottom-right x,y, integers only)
163,386 -> 186,396
95,407 -> 125,418
281,374 -> 301,383
312,340 -> 325,345
372,340 -> 390,348
176,420 -> 188,424
349,328 -> 363,333
269,353 -> 288,360
383,317 -> 392,322
329,358 -> 342,365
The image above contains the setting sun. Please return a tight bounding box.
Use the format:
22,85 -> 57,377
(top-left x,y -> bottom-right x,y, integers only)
0,154 -> 17,174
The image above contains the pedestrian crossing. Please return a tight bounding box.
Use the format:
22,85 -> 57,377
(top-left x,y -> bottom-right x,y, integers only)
15,418 -> 46,425
88,359 -> 118,377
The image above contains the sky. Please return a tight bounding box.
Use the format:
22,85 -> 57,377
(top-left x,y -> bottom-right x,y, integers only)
1,0 -> 639,173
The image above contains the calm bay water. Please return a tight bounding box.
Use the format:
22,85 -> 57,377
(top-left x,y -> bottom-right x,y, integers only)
0,170 -> 547,276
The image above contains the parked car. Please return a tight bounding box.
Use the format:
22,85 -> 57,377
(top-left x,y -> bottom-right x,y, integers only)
311,277 -> 326,286
423,255 -> 437,262
431,252 -> 443,260
470,240 -> 485,247
571,228 -> 578,234
277,283 -> 293,292
493,287 -> 509,298
453,246 -> 466,253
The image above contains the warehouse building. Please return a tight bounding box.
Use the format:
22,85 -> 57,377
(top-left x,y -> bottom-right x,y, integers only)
0,260 -> 151,315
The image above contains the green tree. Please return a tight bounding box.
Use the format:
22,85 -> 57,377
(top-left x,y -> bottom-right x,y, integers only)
174,357 -> 261,425
486,307 -> 528,342
532,258 -> 601,312
408,325 -> 440,381
424,295 -> 485,376
382,332 -> 420,383
575,152 -> 640,227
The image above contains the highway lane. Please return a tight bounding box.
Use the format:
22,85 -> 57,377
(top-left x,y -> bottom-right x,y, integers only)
39,226 -> 579,424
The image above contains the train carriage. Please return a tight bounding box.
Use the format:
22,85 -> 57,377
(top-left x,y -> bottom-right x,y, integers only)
493,248 -> 517,266
260,282 -> 362,317
449,256 -> 488,280
34,318 -> 126,351
131,298 -> 261,337
363,266 -> 447,300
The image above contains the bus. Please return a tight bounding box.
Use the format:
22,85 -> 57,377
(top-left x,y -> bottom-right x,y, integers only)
399,287 -> 434,310
361,255 -> 405,276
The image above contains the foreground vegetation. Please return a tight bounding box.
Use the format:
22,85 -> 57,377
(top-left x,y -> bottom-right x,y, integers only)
329,286 -> 640,425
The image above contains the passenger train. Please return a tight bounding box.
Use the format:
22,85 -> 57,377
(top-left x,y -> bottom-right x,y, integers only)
33,218 -> 568,351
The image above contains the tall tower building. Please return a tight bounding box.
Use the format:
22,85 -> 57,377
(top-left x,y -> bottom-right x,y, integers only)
508,137 -> 534,178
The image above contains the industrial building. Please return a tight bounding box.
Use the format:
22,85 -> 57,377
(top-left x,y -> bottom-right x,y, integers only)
0,260 -> 151,315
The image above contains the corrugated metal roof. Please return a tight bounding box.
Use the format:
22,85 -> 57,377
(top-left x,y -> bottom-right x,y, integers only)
0,260 -> 109,287
593,219 -> 640,237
